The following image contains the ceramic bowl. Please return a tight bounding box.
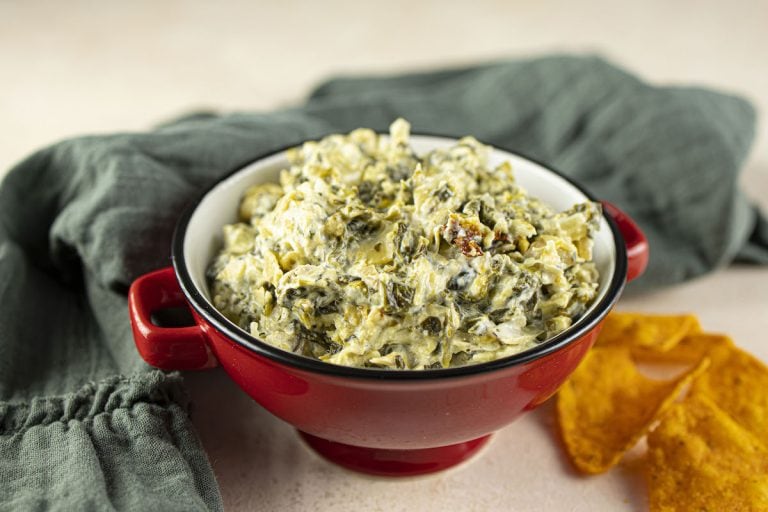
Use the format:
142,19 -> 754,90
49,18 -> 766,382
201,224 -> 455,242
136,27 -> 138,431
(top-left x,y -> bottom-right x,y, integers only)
128,135 -> 648,476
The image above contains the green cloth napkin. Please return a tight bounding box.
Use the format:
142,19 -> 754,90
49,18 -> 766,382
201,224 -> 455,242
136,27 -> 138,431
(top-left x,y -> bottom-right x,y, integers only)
1,55 -> 765,511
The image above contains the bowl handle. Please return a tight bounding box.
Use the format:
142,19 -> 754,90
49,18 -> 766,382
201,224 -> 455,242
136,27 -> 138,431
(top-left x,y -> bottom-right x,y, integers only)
602,201 -> 649,283
128,266 -> 218,370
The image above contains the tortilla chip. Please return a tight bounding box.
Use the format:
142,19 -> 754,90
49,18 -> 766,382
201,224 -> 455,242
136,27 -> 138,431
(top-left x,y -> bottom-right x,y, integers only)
647,394 -> 768,511
556,345 -> 709,474
596,313 -> 701,351
687,340 -> 768,444
632,332 -> 734,364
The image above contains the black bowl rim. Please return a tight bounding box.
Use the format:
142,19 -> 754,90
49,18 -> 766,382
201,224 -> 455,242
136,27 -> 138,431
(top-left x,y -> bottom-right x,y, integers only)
171,132 -> 628,381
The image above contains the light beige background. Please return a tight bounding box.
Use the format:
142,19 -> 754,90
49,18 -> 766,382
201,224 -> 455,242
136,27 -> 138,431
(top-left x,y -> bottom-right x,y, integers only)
2,1 -> 767,511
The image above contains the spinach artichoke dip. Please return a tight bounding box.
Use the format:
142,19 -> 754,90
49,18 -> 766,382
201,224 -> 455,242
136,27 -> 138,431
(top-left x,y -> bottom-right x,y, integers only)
208,119 -> 601,370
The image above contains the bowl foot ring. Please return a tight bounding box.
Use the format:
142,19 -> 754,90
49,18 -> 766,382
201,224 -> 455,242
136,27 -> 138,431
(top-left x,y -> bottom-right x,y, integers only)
298,431 -> 492,477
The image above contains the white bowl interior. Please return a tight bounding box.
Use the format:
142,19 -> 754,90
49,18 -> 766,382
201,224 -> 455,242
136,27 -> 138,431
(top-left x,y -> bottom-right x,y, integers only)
184,136 -> 617,333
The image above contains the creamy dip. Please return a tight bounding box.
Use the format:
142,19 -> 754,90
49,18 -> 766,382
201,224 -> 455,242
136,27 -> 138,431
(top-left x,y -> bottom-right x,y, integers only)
208,119 -> 601,369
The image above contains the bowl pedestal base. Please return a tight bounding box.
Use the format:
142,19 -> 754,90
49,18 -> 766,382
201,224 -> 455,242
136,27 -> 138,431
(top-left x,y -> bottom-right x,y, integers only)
298,431 -> 492,477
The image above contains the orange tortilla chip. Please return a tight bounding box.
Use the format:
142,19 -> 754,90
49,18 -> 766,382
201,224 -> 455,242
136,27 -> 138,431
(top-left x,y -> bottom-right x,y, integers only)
556,345 -> 709,474
632,332 -> 734,364
687,340 -> 768,444
647,394 -> 768,511
596,313 -> 701,351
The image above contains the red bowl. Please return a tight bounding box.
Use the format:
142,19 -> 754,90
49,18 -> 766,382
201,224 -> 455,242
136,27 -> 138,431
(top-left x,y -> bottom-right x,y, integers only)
128,136 -> 648,477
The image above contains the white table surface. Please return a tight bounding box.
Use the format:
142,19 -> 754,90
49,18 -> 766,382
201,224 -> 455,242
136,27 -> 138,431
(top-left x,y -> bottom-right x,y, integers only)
2,1 -> 767,510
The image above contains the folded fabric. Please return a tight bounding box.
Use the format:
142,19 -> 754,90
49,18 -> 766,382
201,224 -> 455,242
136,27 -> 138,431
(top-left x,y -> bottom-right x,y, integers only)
0,373 -> 219,511
0,55 -> 764,511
